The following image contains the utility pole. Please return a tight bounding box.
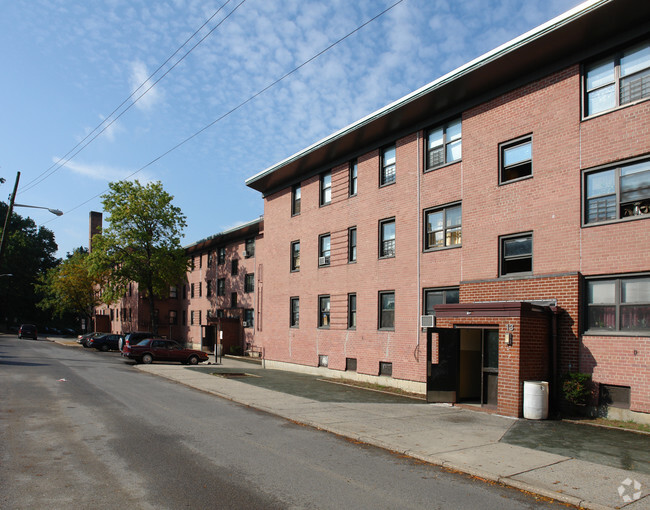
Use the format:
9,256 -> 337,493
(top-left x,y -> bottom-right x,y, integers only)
0,172 -> 20,270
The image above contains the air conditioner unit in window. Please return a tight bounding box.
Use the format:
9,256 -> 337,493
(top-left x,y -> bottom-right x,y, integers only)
318,256 -> 327,266
242,321 -> 248,327
420,315 -> 435,328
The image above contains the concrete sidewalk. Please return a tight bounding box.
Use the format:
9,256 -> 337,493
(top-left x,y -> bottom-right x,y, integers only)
131,356 -> 650,510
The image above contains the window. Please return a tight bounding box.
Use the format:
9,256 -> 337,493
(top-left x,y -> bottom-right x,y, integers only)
244,309 -> 254,328
231,259 -> 238,275
231,292 -> 238,308
379,218 -> 395,258
169,286 -> 178,299
319,234 -> 331,267
183,284 -> 187,299
190,283 -> 195,298
207,252 -> 213,268
291,241 -> 300,271
584,159 -> 650,224
198,310 -> 202,325
190,310 -> 195,325
245,238 -> 255,257
346,358 -> 357,371
348,227 -> 357,263
380,145 -> 396,186
379,362 -> 393,376
424,204 -> 461,250
500,233 -> 533,276
319,295 -> 330,328
245,273 -> 254,293
198,282 -> 202,298
424,288 -> 459,315
349,160 -> 358,196
500,136 -> 532,183
217,278 -> 225,296
586,276 -> 650,334
320,171 -> 332,206
218,247 -> 226,265
585,41 -> 650,117
379,291 -> 395,329
426,118 -> 462,170
198,254 -> 203,269
182,310 -> 187,326
292,184 -> 301,216
348,293 -> 356,329
206,280 -> 213,297
290,297 -> 300,327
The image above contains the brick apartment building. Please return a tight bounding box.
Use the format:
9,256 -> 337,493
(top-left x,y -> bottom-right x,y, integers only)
93,214 -> 263,356
245,0 -> 650,419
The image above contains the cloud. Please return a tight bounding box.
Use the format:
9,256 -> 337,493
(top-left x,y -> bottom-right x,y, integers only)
128,60 -> 163,111
54,157 -> 152,183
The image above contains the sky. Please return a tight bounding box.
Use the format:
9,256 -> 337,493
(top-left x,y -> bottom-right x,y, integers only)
0,0 -> 583,259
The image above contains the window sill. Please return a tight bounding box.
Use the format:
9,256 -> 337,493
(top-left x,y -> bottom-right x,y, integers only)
378,255 -> 395,260
290,269 -> 300,273
290,325 -> 299,329
583,330 -> 650,338
318,264 -> 330,269
319,202 -> 331,208
498,272 -> 533,279
318,326 -> 330,330
424,159 -> 461,174
378,327 -> 395,332
499,174 -> 533,186
582,213 -> 650,228
379,180 -> 396,188
423,244 -> 461,253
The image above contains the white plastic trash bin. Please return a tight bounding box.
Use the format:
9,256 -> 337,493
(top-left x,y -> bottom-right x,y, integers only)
523,381 -> 549,420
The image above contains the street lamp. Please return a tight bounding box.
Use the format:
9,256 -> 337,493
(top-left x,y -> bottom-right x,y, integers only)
13,203 -> 63,216
0,171 -> 63,270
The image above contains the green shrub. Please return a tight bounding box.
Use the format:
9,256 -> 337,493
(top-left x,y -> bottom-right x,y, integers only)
562,372 -> 592,406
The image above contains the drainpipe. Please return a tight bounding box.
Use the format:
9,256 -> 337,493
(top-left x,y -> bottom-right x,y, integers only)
416,130 -> 422,357
550,306 -> 559,417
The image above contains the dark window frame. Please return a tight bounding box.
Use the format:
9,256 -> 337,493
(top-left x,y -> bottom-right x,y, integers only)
217,278 -> 225,297
378,291 -> 395,330
423,203 -> 462,251
217,247 -> 226,265
231,292 -> 238,308
320,170 -> 332,206
423,287 -> 460,316
425,118 -> 462,171
583,157 -> 650,226
244,309 -> 254,328
585,274 -> 650,336
292,184 -> 301,216
318,295 -> 330,329
348,227 -> 357,263
349,159 -> 358,196
231,259 -> 238,276
348,293 -> 357,330
499,232 -> 533,277
245,238 -> 255,258
318,233 -> 331,267
583,40 -> 650,118
169,310 -> 178,325
499,135 -> 533,184
290,240 -> 300,272
380,144 -> 396,187
379,218 -> 396,259
245,273 -> 255,293
290,297 -> 300,328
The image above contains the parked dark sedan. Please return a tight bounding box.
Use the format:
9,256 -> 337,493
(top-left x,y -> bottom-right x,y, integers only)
122,338 -> 208,365
18,324 -> 37,340
88,333 -> 124,352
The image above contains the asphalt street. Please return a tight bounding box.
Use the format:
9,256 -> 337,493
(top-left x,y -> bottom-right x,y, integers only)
0,336 -> 568,509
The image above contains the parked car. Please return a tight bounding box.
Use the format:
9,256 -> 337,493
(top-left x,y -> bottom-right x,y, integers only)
78,332 -> 103,347
122,338 -> 209,365
18,324 -> 37,340
120,331 -> 163,351
88,333 -> 124,352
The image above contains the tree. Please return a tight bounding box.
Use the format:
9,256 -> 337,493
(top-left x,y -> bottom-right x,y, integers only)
88,180 -> 188,334
36,247 -> 101,325
0,202 -> 58,327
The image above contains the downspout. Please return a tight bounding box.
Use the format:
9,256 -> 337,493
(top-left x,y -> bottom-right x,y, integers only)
416,130 -> 422,357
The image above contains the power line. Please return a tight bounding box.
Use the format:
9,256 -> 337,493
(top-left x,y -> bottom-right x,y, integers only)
44,0 -> 407,223
19,0 -> 245,195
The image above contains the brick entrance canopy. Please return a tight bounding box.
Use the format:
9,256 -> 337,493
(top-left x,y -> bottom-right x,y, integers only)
433,301 -> 556,417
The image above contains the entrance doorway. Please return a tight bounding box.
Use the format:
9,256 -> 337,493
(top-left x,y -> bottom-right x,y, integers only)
427,327 -> 499,407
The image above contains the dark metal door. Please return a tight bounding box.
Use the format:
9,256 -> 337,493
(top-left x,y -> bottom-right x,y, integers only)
426,328 -> 460,403
482,329 -> 499,406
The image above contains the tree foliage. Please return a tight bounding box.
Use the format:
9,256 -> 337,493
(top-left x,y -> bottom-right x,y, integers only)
36,247 -> 100,321
0,202 -> 58,326
88,180 -> 188,333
